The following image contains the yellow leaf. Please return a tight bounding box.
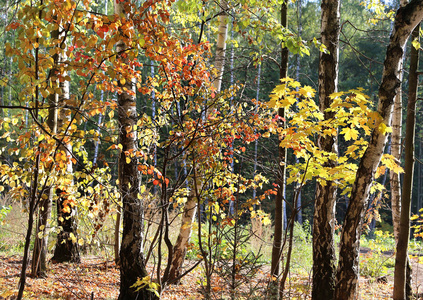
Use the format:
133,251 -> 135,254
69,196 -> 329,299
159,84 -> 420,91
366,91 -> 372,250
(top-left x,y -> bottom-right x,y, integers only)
268,98 -> 277,108
40,89 -> 49,98
272,84 -> 287,97
412,39 -> 420,50
378,122 -> 392,134
411,214 -> 420,221
330,91 -> 345,99
1,290 -> 15,298
382,154 -> 404,173
69,232 -> 77,243
346,144 -> 359,156
262,216 -> 271,226
341,127 -> 359,141
375,165 -> 386,179
299,85 -> 315,98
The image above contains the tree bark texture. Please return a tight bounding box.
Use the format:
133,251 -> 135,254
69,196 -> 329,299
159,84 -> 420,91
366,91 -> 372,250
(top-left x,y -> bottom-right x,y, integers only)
391,90 -> 402,242
115,1 -> 157,299
390,0 -> 408,241
312,1 -> 340,299
335,3 -> 423,299
166,195 -> 197,284
270,3 -> 288,299
114,205 -> 121,265
393,24 -> 419,300
212,0 -> 228,92
31,188 -> 53,276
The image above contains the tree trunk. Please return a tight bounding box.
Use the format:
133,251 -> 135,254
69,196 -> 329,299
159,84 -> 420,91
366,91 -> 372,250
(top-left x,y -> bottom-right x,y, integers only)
17,155 -> 40,300
312,1 -> 340,300
114,205 -> 121,265
165,195 -> 197,283
391,90 -> 402,241
31,188 -> 53,276
294,0 -> 303,226
391,0 -> 409,243
52,188 -> 80,263
52,42 -> 80,264
165,0 -> 229,286
393,23 -> 419,300
252,63 -> 261,201
335,3 -> 423,299
17,7 -> 42,296
31,20 -> 60,276
115,1 -> 156,299
212,0 -> 228,93
270,3 -> 288,299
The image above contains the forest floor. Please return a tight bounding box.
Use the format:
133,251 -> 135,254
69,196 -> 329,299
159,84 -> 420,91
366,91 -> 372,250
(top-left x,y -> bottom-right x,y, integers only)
1,254 -> 423,299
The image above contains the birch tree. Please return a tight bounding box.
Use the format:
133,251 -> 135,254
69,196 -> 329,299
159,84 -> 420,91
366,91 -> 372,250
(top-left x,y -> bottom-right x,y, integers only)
335,2 -> 423,299
166,0 -> 229,284
312,1 -> 340,299
393,23 -> 419,300
390,74 -> 402,242
213,0 -> 228,93
51,25 -> 80,264
390,0 -> 409,246
114,1 -> 156,299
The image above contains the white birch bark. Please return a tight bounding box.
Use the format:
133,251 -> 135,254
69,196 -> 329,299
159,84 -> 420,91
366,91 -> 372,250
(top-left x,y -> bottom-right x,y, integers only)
114,1 -> 155,299
390,89 -> 402,242
312,1 -> 340,299
52,42 -> 80,263
212,0 -> 228,93
335,2 -> 423,299
393,22 -> 419,300
167,1 -> 229,284
391,0 -> 408,245
166,195 -> 197,283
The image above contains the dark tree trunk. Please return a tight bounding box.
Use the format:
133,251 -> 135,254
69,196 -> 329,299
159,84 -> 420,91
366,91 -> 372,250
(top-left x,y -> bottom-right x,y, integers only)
335,3 -> 423,299
17,9 -> 42,295
312,1 -> 340,299
31,190 -> 52,276
115,1 -> 157,299
52,188 -> 80,263
270,2 -> 288,299
31,21 -> 59,276
17,155 -> 40,300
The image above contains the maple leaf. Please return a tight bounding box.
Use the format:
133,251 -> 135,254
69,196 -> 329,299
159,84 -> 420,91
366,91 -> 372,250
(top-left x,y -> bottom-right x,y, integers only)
378,122 -> 392,134
381,154 -> 404,174
341,127 -> 359,141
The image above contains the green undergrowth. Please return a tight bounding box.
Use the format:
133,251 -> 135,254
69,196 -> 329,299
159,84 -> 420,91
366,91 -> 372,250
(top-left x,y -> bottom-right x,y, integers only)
360,230 -> 395,278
